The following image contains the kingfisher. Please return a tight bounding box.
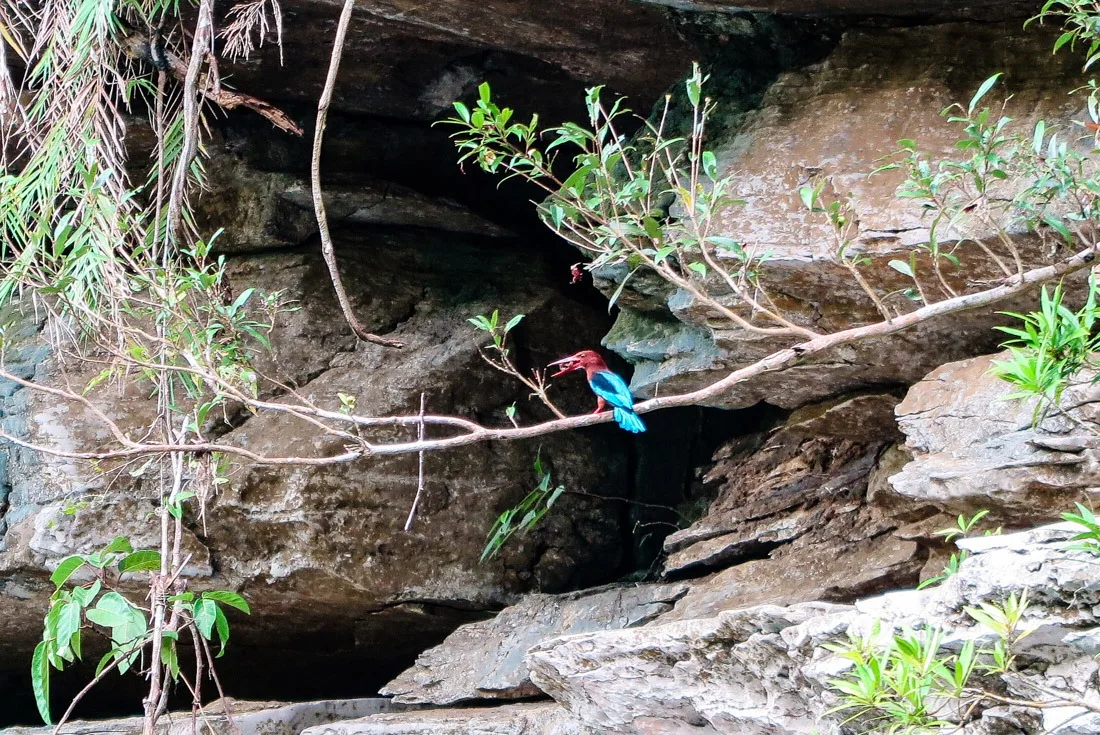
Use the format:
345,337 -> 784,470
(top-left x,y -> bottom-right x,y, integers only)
548,350 -> 646,433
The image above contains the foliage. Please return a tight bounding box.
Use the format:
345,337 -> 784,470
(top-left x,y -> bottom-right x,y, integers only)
827,591 -> 1033,734
917,511 -> 1000,590
481,453 -> 566,561
1062,502 -> 1100,554
990,275 -> 1100,424
34,535 -> 249,725
441,66 -> 806,337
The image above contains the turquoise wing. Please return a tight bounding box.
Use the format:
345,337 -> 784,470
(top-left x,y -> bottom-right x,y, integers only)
588,371 -> 634,409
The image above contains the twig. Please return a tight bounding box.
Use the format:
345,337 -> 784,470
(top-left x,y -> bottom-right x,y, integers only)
166,0 -> 215,245
404,393 -> 427,531
50,638 -> 145,735
118,29 -> 302,135
311,0 -> 403,349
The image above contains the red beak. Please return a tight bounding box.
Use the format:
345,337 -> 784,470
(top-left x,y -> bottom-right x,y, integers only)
548,354 -> 582,378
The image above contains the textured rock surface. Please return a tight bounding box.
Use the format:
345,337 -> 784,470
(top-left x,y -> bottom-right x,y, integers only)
527,524 -> 1100,734
304,702 -> 587,735
382,583 -> 688,704
0,233 -> 632,706
216,0 -> 696,121
4,699 -> 412,735
637,0 -> 1030,16
658,391 -> 926,618
891,353 -> 1100,524
605,20 -> 1082,410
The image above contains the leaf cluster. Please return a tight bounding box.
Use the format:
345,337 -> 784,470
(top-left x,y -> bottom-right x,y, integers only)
33,535 -> 249,725
481,452 -> 566,561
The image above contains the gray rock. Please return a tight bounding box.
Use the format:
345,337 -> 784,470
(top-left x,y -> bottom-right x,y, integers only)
381,583 -> 689,704
891,353 -> 1100,523
5,699 -> 412,735
525,524 -> 1100,735
302,703 -> 589,735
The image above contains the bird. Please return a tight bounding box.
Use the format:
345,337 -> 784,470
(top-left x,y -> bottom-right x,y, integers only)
548,350 -> 646,433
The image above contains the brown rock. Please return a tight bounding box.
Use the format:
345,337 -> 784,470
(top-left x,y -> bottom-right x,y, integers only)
606,20 -> 1084,410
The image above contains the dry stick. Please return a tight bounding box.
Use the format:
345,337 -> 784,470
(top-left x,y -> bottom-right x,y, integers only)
50,638 -> 147,735
312,0 -> 403,349
117,31 -> 302,135
404,393 -> 427,531
166,0 -> 214,245
195,631 -> 240,735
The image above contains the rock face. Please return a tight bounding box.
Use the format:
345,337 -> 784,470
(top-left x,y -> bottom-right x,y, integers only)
0,228 -> 635,710
525,524 -> 1100,734
381,583 -> 689,704
605,19 -> 1082,410
304,702 -> 586,735
659,391 -> 926,620
5,699 -> 413,735
891,352 -> 1100,525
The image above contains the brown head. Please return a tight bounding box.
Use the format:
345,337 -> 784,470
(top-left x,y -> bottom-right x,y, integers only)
548,349 -> 608,378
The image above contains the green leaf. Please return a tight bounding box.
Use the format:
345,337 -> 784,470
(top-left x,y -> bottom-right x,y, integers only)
50,556 -> 85,588
504,314 -> 524,333
213,606 -> 231,657
641,216 -> 663,241
478,82 -> 491,104
687,262 -> 708,278
799,185 -> 816,211
1043,213 -> 1073,242
888,259 -> 914,278
194,598 -> 217,640
32,641 -> 51,724
701,151 -> 717,181
452,101 -> 471,124
968,73 -> 1003,115
1032,119 -> 1047,154
117,550 -> 161,575
607,267 -> 640,313
202,590 -> 251,615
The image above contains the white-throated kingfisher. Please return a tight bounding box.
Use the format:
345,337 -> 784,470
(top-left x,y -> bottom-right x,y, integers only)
548,350 -> 646,433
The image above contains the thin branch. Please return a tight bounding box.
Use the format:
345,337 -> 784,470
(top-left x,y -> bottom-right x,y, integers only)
311,0 -> 403,349
404,392 -> 427,531
3,242 -> 1095,465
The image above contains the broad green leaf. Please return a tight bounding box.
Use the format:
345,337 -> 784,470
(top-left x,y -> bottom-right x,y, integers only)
888,259 -> 914,278
202,590 -> 251,615
32,641 -> 50,724
194,598 -> 217,640
117,550 -> 162,575
50,556 -> 85,588
213,606 -> 231,657
968,73 -> 1003,115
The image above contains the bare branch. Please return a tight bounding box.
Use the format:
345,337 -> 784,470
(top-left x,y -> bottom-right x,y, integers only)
311,0 -> 403,349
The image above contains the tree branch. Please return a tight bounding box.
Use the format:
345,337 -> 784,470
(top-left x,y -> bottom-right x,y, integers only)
4,243 -> 1094,466
311,0 -> 403,349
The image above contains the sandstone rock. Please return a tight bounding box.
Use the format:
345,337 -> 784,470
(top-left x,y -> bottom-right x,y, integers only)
303,702 -> 588,735
658,392 -> 924,616
5,699 -> 414,735
382,583 -> 689,704
527,523 -> 1100,734
637,0 -> 1029,16
604,20 -> 1083,410
0,233 -> 630,705
891,353 -> 1100,524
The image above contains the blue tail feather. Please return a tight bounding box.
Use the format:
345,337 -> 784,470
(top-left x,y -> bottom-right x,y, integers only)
613,407 -> 646,433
